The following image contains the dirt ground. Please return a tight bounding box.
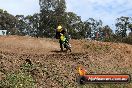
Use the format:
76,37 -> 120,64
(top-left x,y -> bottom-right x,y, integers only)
0,35 -> 132,88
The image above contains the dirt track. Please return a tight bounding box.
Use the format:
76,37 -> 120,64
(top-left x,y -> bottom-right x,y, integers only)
0,36 -> 132,88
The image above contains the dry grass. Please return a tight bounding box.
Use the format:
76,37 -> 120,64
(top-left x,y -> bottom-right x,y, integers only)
0,36 -> 132,88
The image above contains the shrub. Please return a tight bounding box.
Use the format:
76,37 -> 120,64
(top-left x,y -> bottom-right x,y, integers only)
122,37 -> 132,45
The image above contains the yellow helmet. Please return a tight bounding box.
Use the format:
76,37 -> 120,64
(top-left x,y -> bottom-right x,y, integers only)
57,25 -> 62,32
57,25 -> 62,30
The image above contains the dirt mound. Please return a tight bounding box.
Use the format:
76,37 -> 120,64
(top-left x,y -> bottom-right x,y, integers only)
0,36 -> 132,88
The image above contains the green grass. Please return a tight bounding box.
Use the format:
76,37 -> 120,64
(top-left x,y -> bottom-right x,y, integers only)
0,62 -> 35,88
0,72 -> 35,88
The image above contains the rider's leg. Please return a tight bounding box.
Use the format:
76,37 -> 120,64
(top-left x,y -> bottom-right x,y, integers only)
59,39 -> 63,51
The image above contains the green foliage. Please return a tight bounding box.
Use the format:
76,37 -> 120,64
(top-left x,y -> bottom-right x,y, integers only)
39,0 -> 87,38
0,72 -> 35,88
128,24 -> 132,32
122,36 -> 132,44
39,0 -> 66,37
65,12 -> 85,39
20,62 -> 33,73
100,25 -> 113,40
0,61 -> 36,88
0,9 -> 3,13
102,32 -> 132,45
115,16 -> 131,38
1,4 -> 132,44
84,18 -> 103,39
24,14 -> 39,37
102,34 -> 117,42
0,10 -> 18,34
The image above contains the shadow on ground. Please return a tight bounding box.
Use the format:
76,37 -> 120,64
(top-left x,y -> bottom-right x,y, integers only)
51,50 -> 68,53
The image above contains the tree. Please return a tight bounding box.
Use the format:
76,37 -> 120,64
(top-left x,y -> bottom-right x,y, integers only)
101,25 -> 113,38
0,9 -> 3,13
115,16 -> 130,38
24,14 -> 40,37
84,18 -> 103,40
39,0 -> 66,37
0,10 -> 18,34
128,23 -> 132,33
15,15 -> 29,35
128,17 -> 132,32
64,12 -> 84,39
83,20 -> 92,38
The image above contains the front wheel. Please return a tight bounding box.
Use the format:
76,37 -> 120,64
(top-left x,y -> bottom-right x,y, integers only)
65,43 -> 72,52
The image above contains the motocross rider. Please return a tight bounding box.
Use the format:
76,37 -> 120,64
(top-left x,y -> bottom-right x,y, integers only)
56,25 -> 69,51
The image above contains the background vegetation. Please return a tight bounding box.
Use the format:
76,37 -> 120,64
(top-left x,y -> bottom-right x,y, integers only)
0,0 -> 132,43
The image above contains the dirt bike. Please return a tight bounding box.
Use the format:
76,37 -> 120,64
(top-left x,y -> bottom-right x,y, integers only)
60,39 -> 72,52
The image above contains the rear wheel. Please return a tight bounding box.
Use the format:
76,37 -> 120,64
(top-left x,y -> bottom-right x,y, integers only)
65,43 -> 71,52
